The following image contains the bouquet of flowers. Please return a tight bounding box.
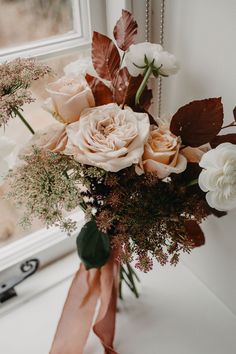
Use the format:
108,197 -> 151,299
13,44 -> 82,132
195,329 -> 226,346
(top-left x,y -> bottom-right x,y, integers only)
2,9 -> 236,354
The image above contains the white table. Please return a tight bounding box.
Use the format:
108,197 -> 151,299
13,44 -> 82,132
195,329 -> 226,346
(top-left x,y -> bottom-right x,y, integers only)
1,253 -> 236,354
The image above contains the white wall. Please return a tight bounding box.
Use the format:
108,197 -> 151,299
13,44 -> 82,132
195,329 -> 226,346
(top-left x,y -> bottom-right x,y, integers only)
105,0 -> 146,42
152,0 -> 236,315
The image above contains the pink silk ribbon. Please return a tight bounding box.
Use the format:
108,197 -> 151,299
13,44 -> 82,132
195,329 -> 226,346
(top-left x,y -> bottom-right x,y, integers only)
49,255 -> 119,354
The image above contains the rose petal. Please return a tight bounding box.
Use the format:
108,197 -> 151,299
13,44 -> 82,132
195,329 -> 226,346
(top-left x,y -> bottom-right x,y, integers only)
20,123 -> 68,157
143,154 -> 187,179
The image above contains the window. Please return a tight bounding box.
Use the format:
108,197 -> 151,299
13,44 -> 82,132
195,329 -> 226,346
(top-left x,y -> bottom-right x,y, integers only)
0,0 -> 146,308
0,0 -> 75,49
0,0 -> 94,61
0,0 -> 107,277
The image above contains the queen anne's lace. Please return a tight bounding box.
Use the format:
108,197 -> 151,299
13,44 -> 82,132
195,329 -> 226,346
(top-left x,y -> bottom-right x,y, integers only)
0,58 -> 51,127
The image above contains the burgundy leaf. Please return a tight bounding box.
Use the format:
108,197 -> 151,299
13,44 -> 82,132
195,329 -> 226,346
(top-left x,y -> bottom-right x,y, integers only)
134,107 -> 157,125
139,88 -> 153,111
209,208 -> 227,218
210,133 -> 236,148
185,220 -> 205,247
113,9 -> 138,51
92,32 -> 120,81
86,74 -> 113,106
113,67 -> 143,107
233,106 -> 236,121
170,98 -> 224,147
145,111 -> 157,125
180,162 -> 202,183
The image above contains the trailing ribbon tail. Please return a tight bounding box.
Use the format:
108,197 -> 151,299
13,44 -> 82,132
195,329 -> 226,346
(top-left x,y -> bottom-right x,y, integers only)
49,255 -> 119,354
93,256 -> 119,354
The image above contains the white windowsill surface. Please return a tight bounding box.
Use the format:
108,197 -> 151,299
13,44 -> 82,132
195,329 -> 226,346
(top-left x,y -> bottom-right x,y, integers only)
0,252 -> 236,354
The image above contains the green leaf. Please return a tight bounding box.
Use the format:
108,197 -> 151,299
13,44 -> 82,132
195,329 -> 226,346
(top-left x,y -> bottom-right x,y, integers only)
76,219 -> 110,270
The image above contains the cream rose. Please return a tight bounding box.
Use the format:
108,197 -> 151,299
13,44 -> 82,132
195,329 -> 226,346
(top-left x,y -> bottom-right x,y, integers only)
43,73 -> 95,124
65,103 -> 150,172
136,125 -> 187,178
20,123 -> 68,157
199,143 -> 236,211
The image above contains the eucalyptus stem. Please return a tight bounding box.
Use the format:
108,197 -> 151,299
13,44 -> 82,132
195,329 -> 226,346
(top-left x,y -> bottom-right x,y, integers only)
13,108 -> 35,135
135,64 -> 153,106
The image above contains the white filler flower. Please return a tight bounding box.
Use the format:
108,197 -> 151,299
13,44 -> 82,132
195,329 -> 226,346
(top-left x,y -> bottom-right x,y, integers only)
125,42 -> 179,105
0,136 -> 16,184
199,143 -> 236,211
125,42 -> 179,77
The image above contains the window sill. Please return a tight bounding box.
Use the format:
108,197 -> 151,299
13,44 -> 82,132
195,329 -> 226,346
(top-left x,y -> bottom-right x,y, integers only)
0,251 -> 78,318
0,210 -> 84,273
1,254 -> 236,354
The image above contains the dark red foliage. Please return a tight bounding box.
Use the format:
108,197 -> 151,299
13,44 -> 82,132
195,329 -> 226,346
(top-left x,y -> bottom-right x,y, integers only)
86,74 -> 113,106
209,208 -> 227,218
113,67 -> 153,111
113,9 -> 138,51
210,133 -> 236,148
180,162 -> 202,183
170,98 -> 224,147
113,67 -> 143,106
139,88 -> 153,111
92,32 -> 120,81
185,220 -> 205,247
233,106 -> 236,121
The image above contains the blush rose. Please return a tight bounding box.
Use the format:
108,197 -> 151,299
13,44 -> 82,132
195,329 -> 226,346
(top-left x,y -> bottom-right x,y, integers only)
65,103 -> 150,172
20,123 -> 68,156
136,125 -> 187,179
43,73 -> 95,124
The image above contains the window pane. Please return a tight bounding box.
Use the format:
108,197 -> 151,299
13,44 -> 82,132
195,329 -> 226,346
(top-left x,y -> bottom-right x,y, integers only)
0,0 -> 74,49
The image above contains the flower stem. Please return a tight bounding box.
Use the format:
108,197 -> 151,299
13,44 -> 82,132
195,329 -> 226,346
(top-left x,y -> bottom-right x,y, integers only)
126,263 -> 139,298
119,263 -> 140,299
13,108 -> 35,135
187,178 -> 199,187
135,64 -> 153,106
120,52 -> 126,68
